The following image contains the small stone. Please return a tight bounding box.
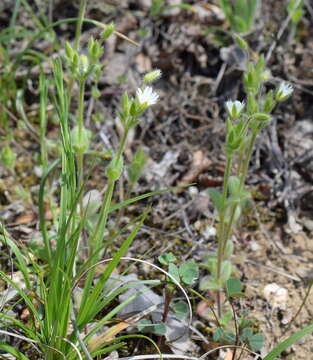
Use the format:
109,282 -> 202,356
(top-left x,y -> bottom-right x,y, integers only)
263,283 -> 288,310
203,225 -> 217,240
188,186 -> 199,197
250,240 -> 261,251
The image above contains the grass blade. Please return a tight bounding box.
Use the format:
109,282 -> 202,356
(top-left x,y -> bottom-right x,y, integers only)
263,323 -> 313,360
0,343 -> 30,360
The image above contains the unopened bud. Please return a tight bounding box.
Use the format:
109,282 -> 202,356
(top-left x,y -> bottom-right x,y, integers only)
101,23 -> 115,39
233,34 -> 248,50
253,113 -> 271,122
143,69 -> 162,83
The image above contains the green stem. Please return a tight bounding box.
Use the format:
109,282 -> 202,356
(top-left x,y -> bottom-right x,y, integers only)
39,75 -> 48,172
77,79 -> 86,216
74,0 -> 87,51
112,185 -> 132,238
239,132 -> 257,189
67,0 -> 87,108
117,127 -> 129,159
91,179 -> 115,253
285,281 -> 313,333
222,155 -> 233,202
91,126 -> 130,253
217,154 -> 233,280
78,80 -> 85,139
221,132 -> 258,257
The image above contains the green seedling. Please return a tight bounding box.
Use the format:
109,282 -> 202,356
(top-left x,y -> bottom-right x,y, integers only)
1,144 -> 16,170
150,0 -> 193,17
147,253 -> 199,340
211,278 -> 264,355
220,0 -> 259,33
287,0 -> 304,39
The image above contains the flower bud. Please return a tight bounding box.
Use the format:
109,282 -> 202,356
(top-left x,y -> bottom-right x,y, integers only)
65,41 -> 74,60
1,145 -> 16,169
233,34 -> 248,50
105,155 -> 123,181
91,86 -> 101,99
88,37 -> 104,62
101,22 -> 115,39
263,90 -> 276,113
253,113 -> 271,122
72,126 -> 91,153
275,82 -> 293,101
78,55 -> 89,76
143,69 -> 162,83
247,93 -> 258,114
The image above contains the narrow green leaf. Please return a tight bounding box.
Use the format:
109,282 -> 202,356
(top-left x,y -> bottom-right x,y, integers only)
109,185 -> 188,213
78,212 -> 147,326
0,343 -> 30,360
0,229 -> 31,289
263,323 -> 313,360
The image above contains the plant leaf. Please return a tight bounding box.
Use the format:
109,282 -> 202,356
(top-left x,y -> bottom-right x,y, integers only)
0,343 -> 30,360
263,323 -> 313,360
228,176 -> 241,196
152,321 -> 167,335
226,277 -> 244,298
220,311 -> 233,326
172,301 -> 188,319
158,253 -> 177,265
220,260 -> 232,284
199,276 -> 222,291
179,261 -> 199,285
241,327 -> 253,341
168,263 -> 180,283
208,188 -> 224,212
136,318 -> 152,333
249,333 -> 265,351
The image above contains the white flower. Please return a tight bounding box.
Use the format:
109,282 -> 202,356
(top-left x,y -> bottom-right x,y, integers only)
276,82 -> 293,101
136,87 -> 159,107
225,100 -> 245,118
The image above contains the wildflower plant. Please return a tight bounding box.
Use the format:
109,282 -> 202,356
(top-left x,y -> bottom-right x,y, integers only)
203,37 -> 294,313
0,3 -> 168,357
